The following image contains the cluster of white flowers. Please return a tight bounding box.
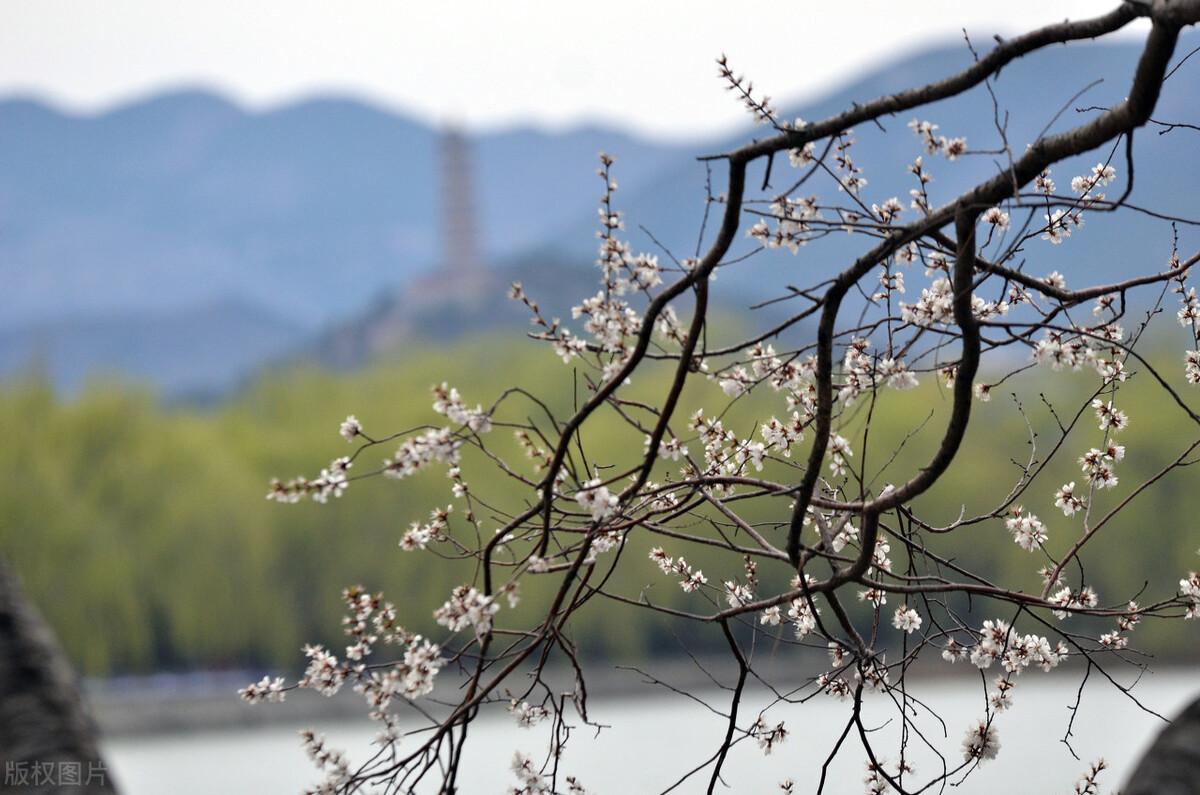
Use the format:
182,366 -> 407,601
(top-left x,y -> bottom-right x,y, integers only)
760,413 -> 807,458
855,539 -> 894,607
1180,572 -> 1200,618
906,157 -> 934,214
686,408 -> 768,487
899,276 -> 1009,328
724,579 -> 754,608
300,730 -> 351,795
238,675 -> 286,704
508,751 -> 548,795
1041,208 -> 1083,245
506,753 -> 589,795
907,118 -> 967,160
754,343 -> 819,393
1185,349 -> 1200,384
397,637 -> 445,699
1080,162 -> 1117,190
432,383 -> 493,433
900,278 -> 954,327
351,634 -> 444,713
943,618 -> 1066,674
960,719 -> 1000,763
989,676 -> 1015,712
299,644 -> 347,697
1079,441 -> 1125,491
583,528 -> 624,563
1092,398 -> 1129,434
275,386 -> 494,508
266,455 -> 352,504
400,504 -> 453,551
873,196 -> 904,225
862,760 -> 894,795
383,428 -> 461,479
243,587 -> 446,721
828,433 -> 853,478
874,266 -> 905,301
854,656 -> 892,693
1032,327 -> 1127,383
837,338 -> 919,400
575,479 -> 619,522
553,329 -> 590,363
433,585 -> 499,637
748,715 -> 789,754
892,605 -> 922,634
571,291 -> 643,355
982,205 -> 1010,229
717,365 -> 751,397
816,672 -> 852,701
338,414 -> 363,442
649,547 -> 710,593
1005,507 -> 1048,552
808,510 -> 860,553
1040,164 -> 1115,244
1049,585 -> 1100,620
748,195 -> 822,253
700,346 -> 820,481
1050,398 -> 1129,520
520,154 -> 671,378
814,645 -> 853,701
1179,285 -> 1200,329
513,430 -> 551,472
763,593 -> 820,638
834,130 -> 868,194
645,434 -> 688,461
788,140 -> 815,169
509,699 -> 550,728
1055,481 -> 1086,517
635,480 -> 681,515
341,585 -> 380,661
1035,169 -> 1056,194
878,357 -> 919,390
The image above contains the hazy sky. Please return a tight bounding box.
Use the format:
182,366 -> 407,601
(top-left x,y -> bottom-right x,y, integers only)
3,1 -> 1146,140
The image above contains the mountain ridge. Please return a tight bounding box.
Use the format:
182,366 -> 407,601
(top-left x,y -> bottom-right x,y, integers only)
3,33 -> 1197,394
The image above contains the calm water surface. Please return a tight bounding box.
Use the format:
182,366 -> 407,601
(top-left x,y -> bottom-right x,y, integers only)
102,671 -> 1196,794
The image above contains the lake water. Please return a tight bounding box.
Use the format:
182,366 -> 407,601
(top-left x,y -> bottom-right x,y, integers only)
102,670 -> 1196,794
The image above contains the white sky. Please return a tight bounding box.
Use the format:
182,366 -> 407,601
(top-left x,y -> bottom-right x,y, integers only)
1,1 -> 1146,141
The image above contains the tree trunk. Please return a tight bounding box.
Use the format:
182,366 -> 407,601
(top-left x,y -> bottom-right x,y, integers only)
0,558 -> 118,793
1124,696 -> 1200,795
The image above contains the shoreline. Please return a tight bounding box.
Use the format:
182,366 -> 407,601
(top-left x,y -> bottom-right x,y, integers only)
87,655 -> 1198,740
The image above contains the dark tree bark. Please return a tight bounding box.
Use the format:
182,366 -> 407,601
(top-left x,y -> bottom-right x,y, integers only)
0,558 -> 118,793
1125,696 -> 1200,795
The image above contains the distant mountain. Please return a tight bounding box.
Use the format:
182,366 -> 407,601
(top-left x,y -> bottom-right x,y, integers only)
0,298 -> 300,396
3,32 -> 1197,395
546,36 -> 1200,310
326,34 -> 1200,374
0,91 -> 688,392
0,91 -> 688,330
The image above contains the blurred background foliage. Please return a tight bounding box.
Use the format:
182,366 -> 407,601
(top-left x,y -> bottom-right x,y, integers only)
2,333 -> 1198,676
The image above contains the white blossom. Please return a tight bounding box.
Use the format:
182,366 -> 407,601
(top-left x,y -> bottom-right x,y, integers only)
1055,482 -> 1086,517
433,585 -> 499,637
239,675 -> 287,704
575,479 -> 619,522
892,605 -> 922,634
1005,508 -> 1048,551
339,415 -> 363,442
961,720 -> 1000,762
